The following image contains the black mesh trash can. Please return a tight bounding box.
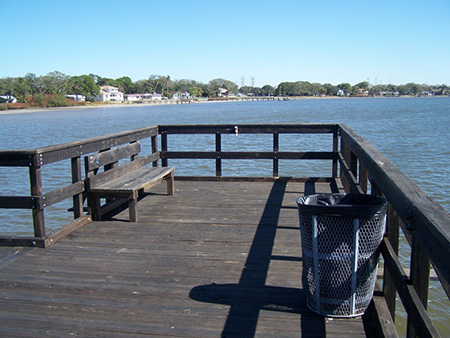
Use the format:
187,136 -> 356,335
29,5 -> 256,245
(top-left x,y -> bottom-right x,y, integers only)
296,193 -> 388,317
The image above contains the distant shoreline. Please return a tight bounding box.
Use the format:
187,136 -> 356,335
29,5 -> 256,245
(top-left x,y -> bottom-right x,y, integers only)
0,95 -> 445,116
0,101 -> 186,116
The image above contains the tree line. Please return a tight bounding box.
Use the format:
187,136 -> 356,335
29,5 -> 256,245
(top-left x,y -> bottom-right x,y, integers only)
275,81 -> 449,97
1,71 -> 448,106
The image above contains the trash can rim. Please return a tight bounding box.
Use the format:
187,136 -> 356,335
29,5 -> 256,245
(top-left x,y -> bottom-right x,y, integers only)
296,193 -> 388,218
297,193 -> 386,206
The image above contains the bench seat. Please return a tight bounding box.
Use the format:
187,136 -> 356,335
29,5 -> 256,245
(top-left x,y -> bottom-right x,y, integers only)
90,166 -> 174,195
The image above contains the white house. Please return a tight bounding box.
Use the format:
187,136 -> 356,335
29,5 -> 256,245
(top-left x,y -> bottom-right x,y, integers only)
150,93 -> 162,100
124,93 -> 144,101
124,92 -> 163,102
96,86 -> 124,102
217,88 -> 229,97
357,88 -> 369,96
172,91 -> 190,100
65,94 -> 86,102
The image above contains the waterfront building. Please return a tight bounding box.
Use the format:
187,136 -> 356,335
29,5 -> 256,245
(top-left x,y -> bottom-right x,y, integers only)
96,85 -> 124,102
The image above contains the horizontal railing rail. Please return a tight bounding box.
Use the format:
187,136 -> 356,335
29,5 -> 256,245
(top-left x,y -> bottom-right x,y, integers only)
158,124 -> 339,178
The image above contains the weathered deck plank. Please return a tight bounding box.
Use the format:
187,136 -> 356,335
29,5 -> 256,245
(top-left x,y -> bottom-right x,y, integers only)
0,180 -> 381,337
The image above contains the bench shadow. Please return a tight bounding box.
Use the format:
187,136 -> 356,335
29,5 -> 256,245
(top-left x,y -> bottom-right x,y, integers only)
100,192 -> 164,221
189,180 -> 326,337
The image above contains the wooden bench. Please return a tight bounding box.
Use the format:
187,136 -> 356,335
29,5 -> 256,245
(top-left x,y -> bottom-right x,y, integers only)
84,142 -> 174,222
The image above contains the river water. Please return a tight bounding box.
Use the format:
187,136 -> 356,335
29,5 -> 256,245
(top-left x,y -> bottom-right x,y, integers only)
0,97 -> 449,335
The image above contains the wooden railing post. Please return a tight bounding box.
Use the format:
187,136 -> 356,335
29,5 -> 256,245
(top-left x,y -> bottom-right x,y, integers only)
71,156 -> 83,219
359,163 -> 368,194
29,158 -> 45,238
151,135 -> 158,167
273,132 -> 279,177
340,141 -> 350,191
161,132 -> 168,167
370,178 -> 382,196
332,130 -> 338,178
216,132 -> 222,177
384,205 -> 400,321
407,232 -> 431,338
340,141 -> 346,188
349,149 -> 358,179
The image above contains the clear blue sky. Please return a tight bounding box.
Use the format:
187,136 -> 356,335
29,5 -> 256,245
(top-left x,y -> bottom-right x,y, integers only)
1,0 -> 449,87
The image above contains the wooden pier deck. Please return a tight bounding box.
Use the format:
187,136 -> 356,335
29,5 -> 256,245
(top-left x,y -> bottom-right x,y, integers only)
0,179 -> 381,337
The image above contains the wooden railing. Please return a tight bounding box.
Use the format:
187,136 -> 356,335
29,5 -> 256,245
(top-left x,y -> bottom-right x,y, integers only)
0,125 -> 159,247
339,124 -> 448,338
0,123 -> 448,337
158,124 -> 339,179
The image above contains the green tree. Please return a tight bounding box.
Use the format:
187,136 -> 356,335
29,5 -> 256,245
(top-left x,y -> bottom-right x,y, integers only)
261,85 -> 275,96
174,79 -> 200,93
188,86 -> 203,97
353,81 -> 369,89
145,75 -> 159,93
209,78 -> 238,93
0,77 -> 31,102
25,73 -> 45,95
96,76 -> 118,87
0,77 -> 16,101
277,82 -> 291,96
160,75 -> 174,97
297,81 -> 312,96
437,84 -> 448,95
43,71 -> 70,94
252,87 -> 263,96
239,86 -> 252,95
310,83 -> 326,96
115,76 -> 135,94
14,77 -> 31,101
323,83 -> 338,96
277,82 -> 306,96
337,83 -> 352,95
145,75 -> 174,96
68,75 -> 100,98
199,83 -> 213,97
134,79 -> 147,93
404,83 -> 423,95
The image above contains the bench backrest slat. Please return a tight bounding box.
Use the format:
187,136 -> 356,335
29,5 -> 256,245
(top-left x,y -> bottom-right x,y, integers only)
85,142 -> 141,173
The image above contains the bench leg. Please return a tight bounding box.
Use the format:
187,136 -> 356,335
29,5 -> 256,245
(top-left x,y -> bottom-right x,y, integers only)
129,192 -> 138,222
166,171 -> 174,196
89,196 -> 101,221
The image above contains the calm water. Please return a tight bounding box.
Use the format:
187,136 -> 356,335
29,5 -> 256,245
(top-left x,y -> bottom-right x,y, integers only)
0,97 -> 449,335
1,97 -> 448,208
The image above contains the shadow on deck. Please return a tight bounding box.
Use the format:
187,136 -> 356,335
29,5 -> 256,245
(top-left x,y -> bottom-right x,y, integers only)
0,180 -> 381,337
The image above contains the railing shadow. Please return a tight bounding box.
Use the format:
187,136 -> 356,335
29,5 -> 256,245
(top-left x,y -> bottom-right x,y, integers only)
189,180 -> 326,337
